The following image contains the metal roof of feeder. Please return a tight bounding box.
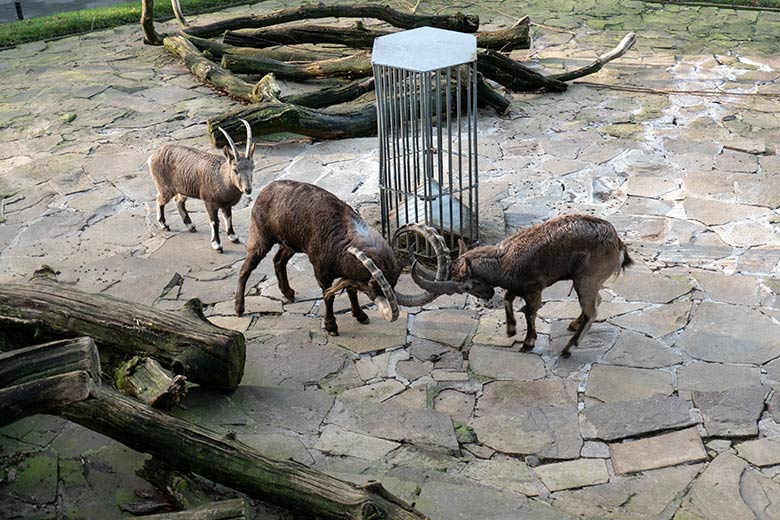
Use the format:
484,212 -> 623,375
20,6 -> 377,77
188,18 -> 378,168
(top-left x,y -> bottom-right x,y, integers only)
371,26 -> 477,72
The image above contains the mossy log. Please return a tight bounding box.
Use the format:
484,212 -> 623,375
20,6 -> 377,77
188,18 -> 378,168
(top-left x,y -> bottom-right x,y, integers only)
59,386 -> 429,520
182,2 -> 479,38
163,35 -> 262,103
208,102 -> 378,145
0,269 -> 245,390
222,23 -> 529,52
1,371 -> 96,427
138,498 -> 250,520
221,51 -> 373,80
184,34 -> 351,62
139,458 -> 210,510
0,337 -> 101,426
115,356 -> 187,410
283,77 -> 375,109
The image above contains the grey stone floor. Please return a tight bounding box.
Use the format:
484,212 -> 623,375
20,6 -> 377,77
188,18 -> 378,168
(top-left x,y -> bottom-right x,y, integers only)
2,0 -> 780,518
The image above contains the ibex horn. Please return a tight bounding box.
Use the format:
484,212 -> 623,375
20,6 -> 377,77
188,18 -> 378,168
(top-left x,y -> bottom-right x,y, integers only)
240,118 -> 253,157
217,127 -> 240,160
347,246 -> 399,322
410,260 -> 467,295
392,224 -> 451,307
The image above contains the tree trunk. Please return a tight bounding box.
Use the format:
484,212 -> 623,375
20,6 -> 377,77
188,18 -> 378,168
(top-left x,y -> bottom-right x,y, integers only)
223,24 -> 385,50
59,386 -> 429,520
115,356 -> 187,410
1,371 -> 95,427
138,459 -> 210,510
182,2 -> 479,38
223,23 -> 529,52
208,102 -> 378,145
283,77 -> 375,109
0,337 -> 101,387
478,49 -> 569,92
141,0 -> 162,45
0,336 -> 101,426
0,271 -> 245,390
163,35 -> 262,103
221,51 -> 373,80
138,499 -> 250,520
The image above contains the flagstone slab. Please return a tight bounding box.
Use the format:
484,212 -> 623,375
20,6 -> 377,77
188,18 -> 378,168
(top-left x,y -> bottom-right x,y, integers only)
739,467 -> 780,519
230,386 -> 335,436
313,425 -> 400,461
415,480 -> 528,520
608,269 -> 694,304
468,345 -> 546,381
676,452 -> 755,520
676,302 -> 780,364
327,310 -> 408,354
581,395 -> 694,441
460,459 -> 546,496
677,362 -> 761,398
534,459 -> 610,492
585,364 -> 673,403
609,427 -> 707,475
340,380 -> 406,403
478,380 -> 578,413
325,398 -> 459,453
735,438 -> 780,467
411,310 -> 478,348
601,330 -> 683,368
470,406 -> 582,460
610,301 -> 691,338
693,385 -> 769,437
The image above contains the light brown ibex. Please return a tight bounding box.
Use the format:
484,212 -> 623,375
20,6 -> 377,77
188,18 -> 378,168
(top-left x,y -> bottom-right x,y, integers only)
412,214 -> 633,357
148,120 -> 255,252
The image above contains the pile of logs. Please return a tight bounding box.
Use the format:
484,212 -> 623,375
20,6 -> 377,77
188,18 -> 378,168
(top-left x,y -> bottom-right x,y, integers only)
139,0 -> 636,145
0,267 -> 430,519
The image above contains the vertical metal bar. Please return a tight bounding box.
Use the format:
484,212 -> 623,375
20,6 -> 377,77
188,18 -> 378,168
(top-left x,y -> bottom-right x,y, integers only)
472,61 -> 479,243
457,66 -> 463,243
446,66 -> 454,250
466,64 -> 473,244
374,65 -> 386,238
401,69 -> 410,230
15,2 -> 23,20
435,68 -> 443,238
389,67 -> 399,234
422,71 -> 431,229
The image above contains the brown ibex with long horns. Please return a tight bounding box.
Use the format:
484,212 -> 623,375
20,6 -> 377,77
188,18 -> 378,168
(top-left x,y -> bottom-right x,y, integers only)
235,180 -> 450,336
412,214 -> 633,357
148,120 -> 256,252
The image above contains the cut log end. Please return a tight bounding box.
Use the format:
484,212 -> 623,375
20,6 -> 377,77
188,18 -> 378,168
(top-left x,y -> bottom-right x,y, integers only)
115,356 -> 187,411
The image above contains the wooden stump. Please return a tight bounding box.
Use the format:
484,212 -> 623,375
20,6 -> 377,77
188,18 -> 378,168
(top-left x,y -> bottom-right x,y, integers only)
115,356 -> 187,410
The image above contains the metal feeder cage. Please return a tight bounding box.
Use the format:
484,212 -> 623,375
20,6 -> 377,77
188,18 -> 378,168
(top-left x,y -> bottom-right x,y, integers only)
372,27 -> 479,255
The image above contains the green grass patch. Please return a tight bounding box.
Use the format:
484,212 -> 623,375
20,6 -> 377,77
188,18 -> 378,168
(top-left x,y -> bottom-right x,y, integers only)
652,0 -> 780,9
0,0 -> 256,48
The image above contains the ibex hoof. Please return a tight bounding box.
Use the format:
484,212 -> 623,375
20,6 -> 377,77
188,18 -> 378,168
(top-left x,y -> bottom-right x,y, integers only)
520,343 -> 535,352
187,224 -> 197,233
235,306 -> 244,316
355,313 -> 370,325
560,351 -> 572,359
212,242 -> 223,253
327,329 -> 339,337
159,223 -> 171,231
507,326 -> 517,337
228,234 -> 241,244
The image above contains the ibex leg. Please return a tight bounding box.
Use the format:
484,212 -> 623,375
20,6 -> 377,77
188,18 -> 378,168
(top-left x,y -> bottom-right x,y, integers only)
205,203 -> 222,252
235,231 -> 274,316
316,270 -> 339,336
520,291 -> 542,352
273,245 -> 296,302
562,283 -> 600,358
347,289 -> 369,324
504,291 -> 517,337
175,194 -> 196,232
156,193 -> 171,231
221,206 -> 240,243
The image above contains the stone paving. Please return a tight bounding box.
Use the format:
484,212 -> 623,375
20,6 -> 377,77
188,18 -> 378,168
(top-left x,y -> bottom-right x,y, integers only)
2,0 -> 780,518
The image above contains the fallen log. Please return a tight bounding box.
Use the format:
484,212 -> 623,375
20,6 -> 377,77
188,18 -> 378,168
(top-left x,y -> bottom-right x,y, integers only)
549,32 -> 637,82
222,23 -> 529,52
0,337 -> 101,387
283,77 -> 375,108
208,102 -> 378,145
181,2 -> 479,38
1,371 -> 95,427
115,356 -> 187,410
0,337 -> 101,426
138,498 -> 250,520
59,386 -> 429,520
139,458 -> 210,510
221,51 -> 373,80
184,34 -> 351,62
163,35 -> 262,103
0,267 -> 245,390
478,49 -> 568,92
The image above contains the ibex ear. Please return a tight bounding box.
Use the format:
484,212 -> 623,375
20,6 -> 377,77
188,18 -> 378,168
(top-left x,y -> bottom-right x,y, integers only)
458,238 -> 468,257
222,146 -> 235,162
458,257 -> 472,277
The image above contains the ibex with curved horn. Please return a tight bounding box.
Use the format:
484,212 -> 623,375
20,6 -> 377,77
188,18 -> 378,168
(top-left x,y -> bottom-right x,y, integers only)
234,180 -> 448,336
148,120 -> 256,252
412,214 -> 633,357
